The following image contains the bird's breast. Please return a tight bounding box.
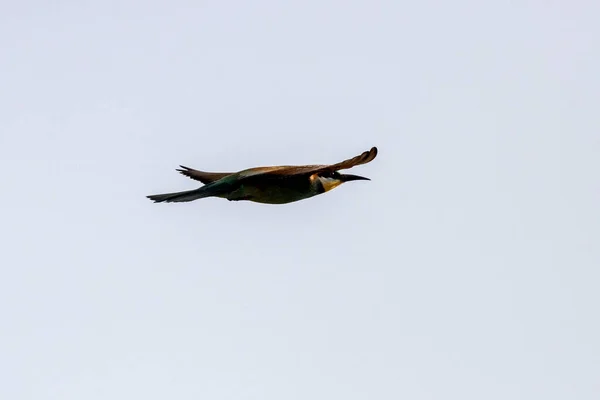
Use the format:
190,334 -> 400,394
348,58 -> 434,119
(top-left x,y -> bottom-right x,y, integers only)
225,176 -> 321,204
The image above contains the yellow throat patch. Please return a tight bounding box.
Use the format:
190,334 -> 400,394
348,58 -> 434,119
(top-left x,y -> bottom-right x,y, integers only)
319,177 -> 343,192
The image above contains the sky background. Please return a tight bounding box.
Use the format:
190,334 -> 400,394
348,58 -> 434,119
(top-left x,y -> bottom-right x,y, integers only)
1,1 -> 599,399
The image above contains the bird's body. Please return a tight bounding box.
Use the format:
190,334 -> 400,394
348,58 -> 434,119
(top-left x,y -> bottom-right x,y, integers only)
216,171 -> 321,204
147,147 -> 377,205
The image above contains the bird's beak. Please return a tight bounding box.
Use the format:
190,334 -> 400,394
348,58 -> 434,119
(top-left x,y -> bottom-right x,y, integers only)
340,174 -> 370,182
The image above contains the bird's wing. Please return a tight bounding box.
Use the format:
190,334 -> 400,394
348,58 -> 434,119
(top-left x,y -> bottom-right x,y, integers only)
254,147 -> 378,177
237,166 -> 293,178
178,147 -> 378,183
323,146 -> 378,172
176,166 -> 234,184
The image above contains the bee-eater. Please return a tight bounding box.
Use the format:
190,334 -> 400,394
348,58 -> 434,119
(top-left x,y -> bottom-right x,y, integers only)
147,146 -> 377,205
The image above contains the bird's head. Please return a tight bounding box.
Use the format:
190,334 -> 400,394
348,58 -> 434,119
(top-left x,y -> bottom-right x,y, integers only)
314,171 -> 370,192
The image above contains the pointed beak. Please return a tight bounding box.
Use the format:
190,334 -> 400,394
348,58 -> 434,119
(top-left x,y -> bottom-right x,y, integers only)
340,174 -> 370,182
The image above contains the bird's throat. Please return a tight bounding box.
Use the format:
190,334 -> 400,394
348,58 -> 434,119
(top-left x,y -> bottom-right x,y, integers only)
318,177 -> 343,192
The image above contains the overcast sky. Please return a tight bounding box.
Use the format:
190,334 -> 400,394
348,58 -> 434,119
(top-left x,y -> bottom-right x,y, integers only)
1,1 -> 599,399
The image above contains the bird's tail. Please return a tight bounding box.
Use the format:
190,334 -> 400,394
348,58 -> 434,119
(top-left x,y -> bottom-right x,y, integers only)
147,178 -> 236,203
146,187 -> 214,203
147,175 -> 237,204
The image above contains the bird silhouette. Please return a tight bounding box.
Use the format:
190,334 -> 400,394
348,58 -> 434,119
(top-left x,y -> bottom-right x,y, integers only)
147,146 -> 378,204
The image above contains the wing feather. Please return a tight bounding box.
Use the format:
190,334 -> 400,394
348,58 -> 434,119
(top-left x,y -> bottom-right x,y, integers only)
323,146 -> 378,172
176,166 -> 234,184
271,146 -> 378,176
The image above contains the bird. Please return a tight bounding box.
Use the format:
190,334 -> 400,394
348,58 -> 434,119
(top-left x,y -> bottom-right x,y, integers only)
147,146 -> 378,205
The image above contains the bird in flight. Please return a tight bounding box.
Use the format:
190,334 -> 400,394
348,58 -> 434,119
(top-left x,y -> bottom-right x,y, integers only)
147,146 -> 378,205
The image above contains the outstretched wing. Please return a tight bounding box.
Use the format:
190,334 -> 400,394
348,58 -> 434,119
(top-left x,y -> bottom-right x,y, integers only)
316,146 -> 378,173
176,166 -> 234,184
177,147 -> 378,183
259,146 -> 378,177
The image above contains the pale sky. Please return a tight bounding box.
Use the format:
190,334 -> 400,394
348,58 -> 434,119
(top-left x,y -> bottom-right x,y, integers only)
1,1 -> 599,399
